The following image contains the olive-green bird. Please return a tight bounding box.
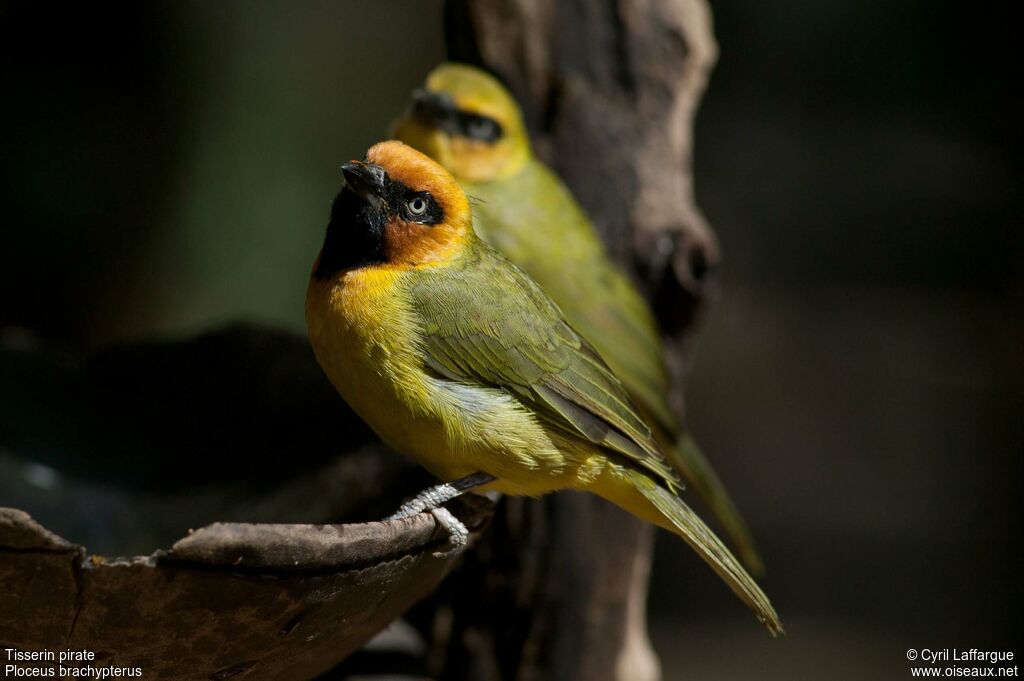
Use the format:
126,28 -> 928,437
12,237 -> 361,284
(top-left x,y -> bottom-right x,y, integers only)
306,140 -> 780,634
392,62 -> 764,573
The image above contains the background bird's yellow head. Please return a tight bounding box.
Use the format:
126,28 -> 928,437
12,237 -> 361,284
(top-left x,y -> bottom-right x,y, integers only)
391,63 -> 531,183
312,141 -> 473,278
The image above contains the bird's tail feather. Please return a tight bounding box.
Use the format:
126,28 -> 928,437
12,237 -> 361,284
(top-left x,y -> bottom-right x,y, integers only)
626,470 -> 783,636
671,432 -> 765,575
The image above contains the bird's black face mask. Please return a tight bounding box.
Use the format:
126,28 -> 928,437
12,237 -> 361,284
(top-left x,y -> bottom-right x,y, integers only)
313,161 -> 445,279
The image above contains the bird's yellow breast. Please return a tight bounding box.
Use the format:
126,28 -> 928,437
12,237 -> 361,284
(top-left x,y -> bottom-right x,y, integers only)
306,267 -> 436,460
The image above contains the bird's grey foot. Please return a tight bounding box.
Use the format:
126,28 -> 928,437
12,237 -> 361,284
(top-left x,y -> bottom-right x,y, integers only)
430,506 -> 469,557
385,472 -> 496,556
387,482 -> 460,520
387,472 -> 497,521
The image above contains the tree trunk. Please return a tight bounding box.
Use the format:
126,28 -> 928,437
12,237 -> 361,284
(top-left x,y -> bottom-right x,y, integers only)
423,2 -> 721,680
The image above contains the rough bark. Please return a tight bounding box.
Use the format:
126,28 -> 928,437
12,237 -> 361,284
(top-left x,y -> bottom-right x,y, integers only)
427,2 -> 721,680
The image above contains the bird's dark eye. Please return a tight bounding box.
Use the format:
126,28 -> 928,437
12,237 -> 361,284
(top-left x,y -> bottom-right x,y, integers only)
397,188 -> 443,225
407,197 -> 428,216
467,117 -> 493,138
461,114 -> 503,143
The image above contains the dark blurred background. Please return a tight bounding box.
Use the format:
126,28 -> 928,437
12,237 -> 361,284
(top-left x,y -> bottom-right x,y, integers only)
1,1 -> 1020,679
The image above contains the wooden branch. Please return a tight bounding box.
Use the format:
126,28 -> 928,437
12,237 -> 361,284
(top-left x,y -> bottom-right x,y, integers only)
0,500 -> 494,681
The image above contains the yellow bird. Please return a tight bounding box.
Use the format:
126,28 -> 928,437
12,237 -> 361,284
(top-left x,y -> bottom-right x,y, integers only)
392,62 -> 764,573
305,140 -> 781,634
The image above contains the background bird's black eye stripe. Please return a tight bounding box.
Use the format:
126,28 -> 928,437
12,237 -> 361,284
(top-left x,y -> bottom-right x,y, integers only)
457,112 -> 503,143
412,91 -> 504,144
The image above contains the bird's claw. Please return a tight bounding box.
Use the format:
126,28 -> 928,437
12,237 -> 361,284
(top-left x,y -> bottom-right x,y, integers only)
385,476 -> 489,555
429,506 -> 469,558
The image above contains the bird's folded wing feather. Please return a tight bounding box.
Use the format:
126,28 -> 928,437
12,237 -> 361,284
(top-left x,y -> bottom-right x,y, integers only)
407,246 -> 680,490
517,166 -> 677,433
568,267 -> 678,431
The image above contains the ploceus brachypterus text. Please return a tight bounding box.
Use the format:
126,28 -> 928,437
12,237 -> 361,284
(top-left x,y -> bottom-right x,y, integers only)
392,62 -> 765,574
305,140 -> 781,634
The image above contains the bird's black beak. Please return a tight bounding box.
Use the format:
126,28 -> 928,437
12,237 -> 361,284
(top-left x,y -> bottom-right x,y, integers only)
411,88 -> 458,127
341,161 -> 387,203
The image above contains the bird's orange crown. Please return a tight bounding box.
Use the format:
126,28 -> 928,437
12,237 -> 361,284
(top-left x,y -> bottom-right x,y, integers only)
367,141 -> 472,266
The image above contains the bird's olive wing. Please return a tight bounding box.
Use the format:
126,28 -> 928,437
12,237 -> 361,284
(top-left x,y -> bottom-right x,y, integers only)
568,267 -> 678,430
407,248 -> 680,489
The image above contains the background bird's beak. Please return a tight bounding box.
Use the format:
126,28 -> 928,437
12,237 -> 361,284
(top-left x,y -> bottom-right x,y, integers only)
341,161 -> 386,202
411,88 -> 458,127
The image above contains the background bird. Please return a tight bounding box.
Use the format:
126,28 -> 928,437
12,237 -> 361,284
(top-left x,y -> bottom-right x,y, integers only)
392,62 -> 764,573
305,140 -> 780,634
